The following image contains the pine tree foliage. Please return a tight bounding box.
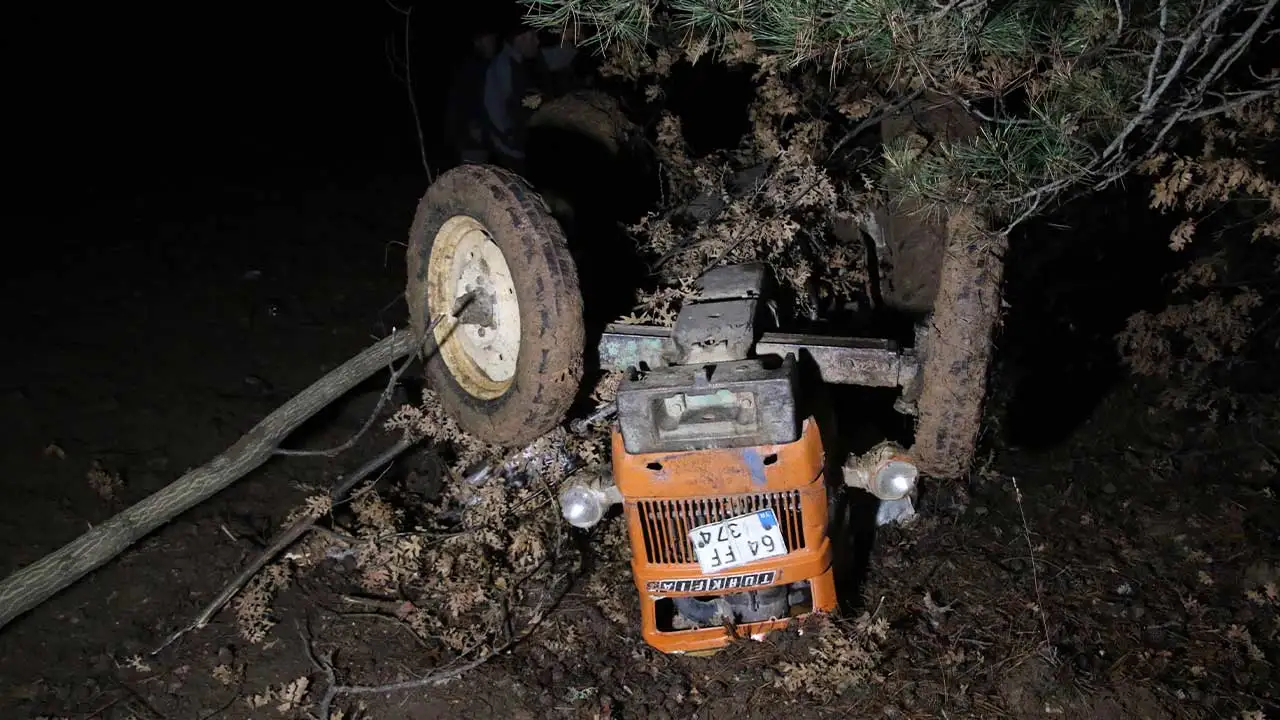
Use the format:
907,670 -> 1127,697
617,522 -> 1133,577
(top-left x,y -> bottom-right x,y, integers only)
522,0 -> 1280,232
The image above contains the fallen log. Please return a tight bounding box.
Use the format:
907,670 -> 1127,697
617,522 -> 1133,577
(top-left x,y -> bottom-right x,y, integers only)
0,329 -> 421,631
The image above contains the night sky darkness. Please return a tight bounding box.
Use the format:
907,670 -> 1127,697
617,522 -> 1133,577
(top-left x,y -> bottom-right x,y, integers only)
8,3 -> 516,232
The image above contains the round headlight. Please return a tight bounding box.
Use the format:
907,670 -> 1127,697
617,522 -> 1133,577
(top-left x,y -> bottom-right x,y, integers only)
872,460 -> 918,500
559,484 -> 605,529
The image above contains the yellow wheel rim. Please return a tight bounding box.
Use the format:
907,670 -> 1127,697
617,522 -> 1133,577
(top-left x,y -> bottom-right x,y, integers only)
427,215 -> 522,400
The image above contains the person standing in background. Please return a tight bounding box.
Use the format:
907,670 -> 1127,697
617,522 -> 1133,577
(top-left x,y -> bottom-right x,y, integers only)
443,27 -> 498,167
482,25 -> 544,175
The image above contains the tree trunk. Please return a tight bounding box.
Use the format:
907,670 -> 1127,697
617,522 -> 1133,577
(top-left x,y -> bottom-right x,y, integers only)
0,330 -> 420,630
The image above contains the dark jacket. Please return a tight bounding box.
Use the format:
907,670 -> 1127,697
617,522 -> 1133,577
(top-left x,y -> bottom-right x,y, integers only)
483,44 -> 539,161
444,53 -> 491,156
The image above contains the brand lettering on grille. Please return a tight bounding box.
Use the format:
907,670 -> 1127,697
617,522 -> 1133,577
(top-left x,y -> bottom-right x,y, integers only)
645,570 -> 778,595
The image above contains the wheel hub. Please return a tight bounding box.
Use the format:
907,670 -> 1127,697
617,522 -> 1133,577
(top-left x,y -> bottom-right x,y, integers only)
427,215 -> 522,400
453,287 -> 496,329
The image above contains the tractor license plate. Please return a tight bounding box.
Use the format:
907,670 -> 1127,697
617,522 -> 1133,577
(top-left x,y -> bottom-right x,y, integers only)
689,508 -> 787,574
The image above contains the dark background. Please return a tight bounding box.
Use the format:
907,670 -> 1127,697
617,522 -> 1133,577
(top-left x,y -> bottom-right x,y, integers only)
1,9 -> 516,706
2,5 -> 1278,719
7,2 -> 515,230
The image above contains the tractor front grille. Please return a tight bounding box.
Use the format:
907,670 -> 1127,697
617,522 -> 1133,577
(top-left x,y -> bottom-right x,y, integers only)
635,491 -> 806,565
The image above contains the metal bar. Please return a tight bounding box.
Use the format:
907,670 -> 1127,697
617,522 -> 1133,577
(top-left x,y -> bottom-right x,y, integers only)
598,323 -> 920,390
754,336 -> 912,388
598,323 -> 670,372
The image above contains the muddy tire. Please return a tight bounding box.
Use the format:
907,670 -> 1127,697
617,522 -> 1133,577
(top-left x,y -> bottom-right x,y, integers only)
860,203 -> 1001,478
908,210 -> 1006,479
525,89 -> 651,226
405,164 -> 585,446
868,94 -> 1002,479
528,90 -> 636,156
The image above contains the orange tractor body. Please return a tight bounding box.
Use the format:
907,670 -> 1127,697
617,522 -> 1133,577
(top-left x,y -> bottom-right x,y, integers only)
613,417 -> 837,654
558,263 -> 923,654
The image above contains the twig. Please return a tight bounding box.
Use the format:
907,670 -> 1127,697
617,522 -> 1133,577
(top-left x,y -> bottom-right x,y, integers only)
385,0 -> 432,182
335,435 -> 420,500
276,313 -> 444,457
1010,476 -> 1053,658
1183,82 -> 1280,121
305,624 -> 508,720
1142,0 -> 1170,103
403,8 -> 432,182
151,433 -> 420,655
1187,0 -> 1279,102
999,176 -> 1077,235
988,0 -> 1278,236
302,537 -> 569,720
1102,0 -> 1236,161
826,88 -> 926,164
338,594 -> 414,614
274,355 -> 415,458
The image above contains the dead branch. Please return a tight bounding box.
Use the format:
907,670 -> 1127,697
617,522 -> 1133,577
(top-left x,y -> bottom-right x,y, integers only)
1184,82 -> 1280,120
275,352 -> 416,458
994,0 -> 1279,236
303,621 -> 510,720
385,0 -> 432,182
152,433 -> 420,654
301,517 -> 569,720
0,329 -> 424,631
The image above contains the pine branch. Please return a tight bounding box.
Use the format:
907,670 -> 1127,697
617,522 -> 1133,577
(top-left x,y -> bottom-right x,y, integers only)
520,0 -> 1279,231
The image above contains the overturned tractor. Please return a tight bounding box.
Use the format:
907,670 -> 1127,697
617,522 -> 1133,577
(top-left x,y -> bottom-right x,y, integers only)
406,117 -> 1000,651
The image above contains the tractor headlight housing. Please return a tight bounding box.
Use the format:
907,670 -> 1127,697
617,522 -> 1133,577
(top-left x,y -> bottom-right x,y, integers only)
871,459 -> 918,501
558,475 -> 621,530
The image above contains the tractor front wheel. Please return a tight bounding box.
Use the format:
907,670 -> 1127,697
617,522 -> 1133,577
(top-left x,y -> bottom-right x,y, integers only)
405,164 -> 585,446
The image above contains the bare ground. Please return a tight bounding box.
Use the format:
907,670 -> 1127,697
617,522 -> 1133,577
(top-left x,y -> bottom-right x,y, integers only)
1,169 -> 1277,720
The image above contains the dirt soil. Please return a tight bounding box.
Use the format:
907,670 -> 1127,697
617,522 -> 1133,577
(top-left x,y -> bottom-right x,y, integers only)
2,168 -> 1278,720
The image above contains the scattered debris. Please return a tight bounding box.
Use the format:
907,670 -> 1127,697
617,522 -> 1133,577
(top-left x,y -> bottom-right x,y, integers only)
86,460 -> 123,501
